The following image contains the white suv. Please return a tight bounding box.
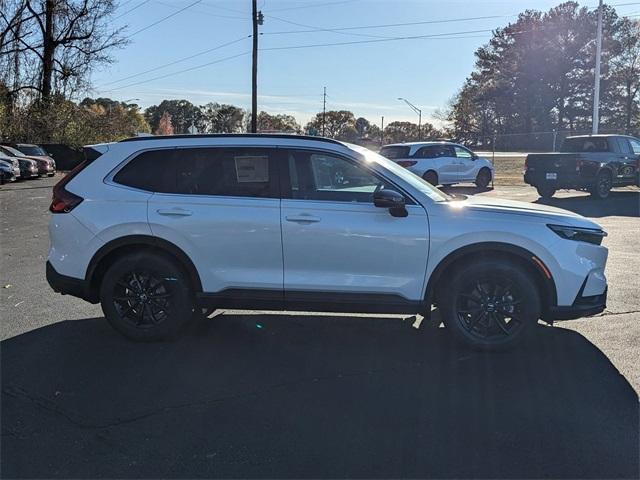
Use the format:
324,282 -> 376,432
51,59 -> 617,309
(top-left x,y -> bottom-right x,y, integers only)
47,135 -> 608,350
380,141 -> 494,188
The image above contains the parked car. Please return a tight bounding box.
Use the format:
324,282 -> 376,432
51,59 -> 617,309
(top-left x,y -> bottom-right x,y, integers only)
46,134 -> 608,350
16,156 -> 39,179
379,141 -> 494,188
524,134 -> 640,199
1,145 -> 56,177
0,153 -> 21,183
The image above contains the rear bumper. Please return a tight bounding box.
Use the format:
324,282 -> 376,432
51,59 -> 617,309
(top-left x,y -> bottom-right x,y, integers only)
46,261 -> 94,302
524,170 -> 593,189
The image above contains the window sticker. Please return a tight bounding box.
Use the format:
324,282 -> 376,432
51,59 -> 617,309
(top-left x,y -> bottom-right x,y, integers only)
234,156 -> 269,183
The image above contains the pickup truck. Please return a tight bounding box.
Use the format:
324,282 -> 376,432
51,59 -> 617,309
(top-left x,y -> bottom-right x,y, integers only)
524,134 -> 640,199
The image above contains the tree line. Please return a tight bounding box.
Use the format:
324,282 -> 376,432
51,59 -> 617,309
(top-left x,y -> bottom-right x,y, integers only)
1,1 -> 638,149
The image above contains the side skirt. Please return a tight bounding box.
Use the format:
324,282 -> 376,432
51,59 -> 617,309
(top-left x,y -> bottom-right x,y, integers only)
196,289 -> 425,314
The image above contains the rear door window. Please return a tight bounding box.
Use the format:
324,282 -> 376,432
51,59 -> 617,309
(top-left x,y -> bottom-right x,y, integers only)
379,146 -> 410,159
114,147 -> 279,198
561,137 -> 609,152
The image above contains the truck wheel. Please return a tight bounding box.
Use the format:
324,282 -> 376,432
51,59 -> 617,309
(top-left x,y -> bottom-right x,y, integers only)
100,252 -> 194,341
423,170 -> 438,186
536,185 -> 556,199
590,171 -> 612,199
475,168 -> 492,189
440,259 -> 541,351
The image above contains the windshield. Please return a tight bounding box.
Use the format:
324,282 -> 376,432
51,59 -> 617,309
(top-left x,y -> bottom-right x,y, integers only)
351,145 -> 451,202
17,145 -> 47,156
379,145 -> 411,159
1,146 -> 24,157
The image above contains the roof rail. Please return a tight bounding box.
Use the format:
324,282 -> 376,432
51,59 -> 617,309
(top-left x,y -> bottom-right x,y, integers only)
118,133 -> 346,145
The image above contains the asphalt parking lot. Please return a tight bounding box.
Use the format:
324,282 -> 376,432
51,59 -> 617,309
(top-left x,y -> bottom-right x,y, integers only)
1,175 -> 638,478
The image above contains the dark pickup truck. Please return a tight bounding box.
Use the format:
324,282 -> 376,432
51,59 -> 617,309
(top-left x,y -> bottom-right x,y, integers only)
524,134 -> 640,199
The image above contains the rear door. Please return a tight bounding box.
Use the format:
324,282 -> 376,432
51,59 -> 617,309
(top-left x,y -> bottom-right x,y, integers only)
136,147 -> 284,297
452,145 -> 477,181
280,148 -> 429,308
415,145 -> 458,184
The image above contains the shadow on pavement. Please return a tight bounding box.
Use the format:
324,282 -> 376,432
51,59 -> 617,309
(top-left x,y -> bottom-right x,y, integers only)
2,314 -> 638,479
535,190 -> 640,218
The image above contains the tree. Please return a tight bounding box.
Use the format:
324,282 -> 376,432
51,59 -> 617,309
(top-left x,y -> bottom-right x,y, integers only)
0,0 -> 126,100
609,18 -> 640,133
144,100 -> 203,134
305,110 -> 357,141
201,102 -> 245,133
383,121 -> 442,143
155,111 -> 173,136
355,117 -> 370,137
250,111 -> 301,133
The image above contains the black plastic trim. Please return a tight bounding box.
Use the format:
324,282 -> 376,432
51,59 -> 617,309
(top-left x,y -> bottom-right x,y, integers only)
46,261 -> 94,303
196,289 -> 423,314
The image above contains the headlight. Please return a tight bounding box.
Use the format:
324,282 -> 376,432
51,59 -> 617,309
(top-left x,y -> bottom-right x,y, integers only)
548,224 -> 607,245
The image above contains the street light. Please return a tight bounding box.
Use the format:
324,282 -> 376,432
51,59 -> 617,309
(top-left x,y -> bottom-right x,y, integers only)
397,97 -> 422,140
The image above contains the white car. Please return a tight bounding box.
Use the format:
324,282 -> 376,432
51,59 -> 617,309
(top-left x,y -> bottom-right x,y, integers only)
379,141 -> 494,188
46,135 -> 608,350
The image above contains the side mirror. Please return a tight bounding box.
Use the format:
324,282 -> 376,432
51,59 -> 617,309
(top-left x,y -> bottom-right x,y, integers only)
373,189 -> 408,217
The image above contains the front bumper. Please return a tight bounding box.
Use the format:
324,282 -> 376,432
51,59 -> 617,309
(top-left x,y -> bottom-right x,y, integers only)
549,285 -> 607,320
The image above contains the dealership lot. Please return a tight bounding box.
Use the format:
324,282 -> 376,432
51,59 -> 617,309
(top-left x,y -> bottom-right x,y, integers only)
1,175 -> 638,478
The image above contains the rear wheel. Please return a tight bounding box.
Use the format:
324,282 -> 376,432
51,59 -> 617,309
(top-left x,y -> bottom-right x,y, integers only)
440,259 -> 541,350
589,171 -> 612,199
100,252 -> 194,341
475,168 -> 492,189
423,170 -> 438,186
536,185 -> 556,199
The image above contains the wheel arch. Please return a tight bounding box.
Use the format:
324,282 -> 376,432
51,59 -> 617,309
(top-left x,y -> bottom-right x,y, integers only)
85,235 -> 203,302
426,242 -> 557,319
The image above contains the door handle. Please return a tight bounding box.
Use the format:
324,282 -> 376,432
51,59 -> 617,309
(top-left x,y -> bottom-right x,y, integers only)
156,208 -> 193,217
285,214 -> 321,223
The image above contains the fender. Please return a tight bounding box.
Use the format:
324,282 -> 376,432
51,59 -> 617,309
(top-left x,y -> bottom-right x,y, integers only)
85,235 -> 203,300
425,241 -> 557,313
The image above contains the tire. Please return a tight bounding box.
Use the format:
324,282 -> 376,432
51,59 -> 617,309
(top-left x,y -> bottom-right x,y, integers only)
423,170 -> 438,186
589,171 -> 612,199
440,259 -> 541,351
536,185 -> 556,199
100,252 -> 195,341
475,168 -> 492,189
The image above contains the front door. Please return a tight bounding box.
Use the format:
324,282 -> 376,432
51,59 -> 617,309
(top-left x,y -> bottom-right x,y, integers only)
280,149 -> 429,309
453,145 -> 477,182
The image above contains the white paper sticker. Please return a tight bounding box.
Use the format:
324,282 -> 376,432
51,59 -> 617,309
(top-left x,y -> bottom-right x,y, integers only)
235,156 -> 269,183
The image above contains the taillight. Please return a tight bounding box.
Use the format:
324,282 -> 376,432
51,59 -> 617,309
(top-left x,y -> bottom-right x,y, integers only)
49,160 -> 88,213
397,160 -> 417,167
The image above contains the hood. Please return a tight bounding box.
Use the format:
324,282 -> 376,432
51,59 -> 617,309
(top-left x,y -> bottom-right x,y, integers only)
23,154 -> 53,164
459,195 -> 601,228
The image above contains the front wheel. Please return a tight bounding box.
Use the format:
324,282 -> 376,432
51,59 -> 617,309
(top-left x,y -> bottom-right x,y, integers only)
100,252 -> 195,341
440,259 -> 541,350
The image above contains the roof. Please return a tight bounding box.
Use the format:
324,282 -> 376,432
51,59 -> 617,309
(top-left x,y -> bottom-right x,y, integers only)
564,134 -> 637,139
382,141 -> 455,148
118,133 -> 346,146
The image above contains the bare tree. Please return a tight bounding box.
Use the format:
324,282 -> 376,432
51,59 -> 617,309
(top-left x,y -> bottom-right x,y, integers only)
0,0 -> 127,99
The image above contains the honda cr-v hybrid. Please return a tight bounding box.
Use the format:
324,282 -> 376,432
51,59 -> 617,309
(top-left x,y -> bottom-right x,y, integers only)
46,135 -> 608,350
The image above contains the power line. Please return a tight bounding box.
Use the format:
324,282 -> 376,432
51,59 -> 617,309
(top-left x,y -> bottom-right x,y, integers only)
101,51 -> 251,92
126,0 -> 203,38
113,0 -> 152,21
266,0 -> 359,13
155,1 -> 247,20
101,35 -> 251,86
264,14 -> 510,35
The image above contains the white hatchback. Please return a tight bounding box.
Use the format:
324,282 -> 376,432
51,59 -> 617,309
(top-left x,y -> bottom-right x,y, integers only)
380,141 -> 494,188
46,134 -> 607,350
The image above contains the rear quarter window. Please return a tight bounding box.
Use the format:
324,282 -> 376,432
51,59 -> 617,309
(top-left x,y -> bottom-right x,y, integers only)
379,146 -> 410,159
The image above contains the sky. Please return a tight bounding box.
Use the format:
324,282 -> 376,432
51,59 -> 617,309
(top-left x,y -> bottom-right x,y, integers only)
91,0 -> 640,127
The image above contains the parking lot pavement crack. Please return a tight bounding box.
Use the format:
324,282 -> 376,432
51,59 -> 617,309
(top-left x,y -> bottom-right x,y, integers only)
2,365 -> 425,430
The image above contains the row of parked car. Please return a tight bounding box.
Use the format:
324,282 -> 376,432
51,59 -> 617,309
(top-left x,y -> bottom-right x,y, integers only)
0,144 -> 57,184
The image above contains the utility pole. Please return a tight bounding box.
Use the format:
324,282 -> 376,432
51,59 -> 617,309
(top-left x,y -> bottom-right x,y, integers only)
380,116 -> 384,146
251,0 -> 263,133
322,86 -> 327,137
592,0 -> 603,134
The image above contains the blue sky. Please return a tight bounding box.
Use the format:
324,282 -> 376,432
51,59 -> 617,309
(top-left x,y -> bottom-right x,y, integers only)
92,0 -> 640,127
